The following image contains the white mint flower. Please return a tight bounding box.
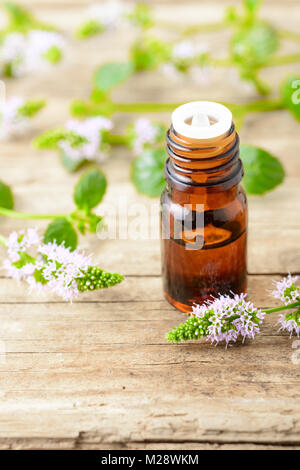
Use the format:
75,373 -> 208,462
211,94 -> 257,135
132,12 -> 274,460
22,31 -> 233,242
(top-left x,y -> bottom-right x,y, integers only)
0,96 -> 29,140
271,274 -> 300,305
172,41 -> 195,60
1,32 -> 26,64
172,41 -> 208,61
192,293 -> 265,346
3,229 -> 123,301
86,1 -> 129,29
160,63 -> 183,82
37,242 -> 92,301
1,30 -> 65,77
277,313 -> 300,337
133,118 -> 158,155
7,228 -> 40,262
58,117 -> 113,162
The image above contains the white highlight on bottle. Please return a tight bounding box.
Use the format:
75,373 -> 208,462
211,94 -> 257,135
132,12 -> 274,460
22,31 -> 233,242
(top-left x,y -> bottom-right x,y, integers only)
172,101 -> 232,139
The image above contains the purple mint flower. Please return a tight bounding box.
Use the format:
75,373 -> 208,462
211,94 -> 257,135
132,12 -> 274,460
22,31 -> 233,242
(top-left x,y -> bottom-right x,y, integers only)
271,274 -> 300,305
58,117 -> 113,162
0,97 -> 29,140
192,293 -> 265,346
86,1 -> 128,29
277,313 -> 300,337
1,30 -> 65,77
36,242 -> 92,301
133,118 -> 159,155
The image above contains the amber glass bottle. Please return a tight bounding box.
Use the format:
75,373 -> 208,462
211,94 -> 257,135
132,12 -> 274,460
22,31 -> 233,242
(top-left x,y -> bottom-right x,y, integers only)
160,101 -> 247,313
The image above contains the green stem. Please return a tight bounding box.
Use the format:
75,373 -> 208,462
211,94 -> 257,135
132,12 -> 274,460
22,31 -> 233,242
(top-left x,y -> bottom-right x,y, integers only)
279,29 -> 300,43
103,133 -> 128,146
263,301 -> 300,314
265,53 -> 300,67
0,234 -> 8,247
73,96 -> 284,120
181,21 -> 228,37
115,102 -> 181,113
233,98 -> 284,115
0,207 -> 68,221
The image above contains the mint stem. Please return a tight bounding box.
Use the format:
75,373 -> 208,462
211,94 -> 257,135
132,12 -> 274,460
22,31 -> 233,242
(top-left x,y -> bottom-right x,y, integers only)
279,29 -> 300,43
0,207 -> 68,221
263,301 -> 300,314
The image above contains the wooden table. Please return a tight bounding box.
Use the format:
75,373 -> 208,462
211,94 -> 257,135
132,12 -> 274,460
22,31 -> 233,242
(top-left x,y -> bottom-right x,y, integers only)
1,0 -> 300,450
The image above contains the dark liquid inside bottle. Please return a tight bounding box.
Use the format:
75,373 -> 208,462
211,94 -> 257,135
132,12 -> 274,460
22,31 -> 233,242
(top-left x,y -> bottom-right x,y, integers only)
160,121 -> 247,313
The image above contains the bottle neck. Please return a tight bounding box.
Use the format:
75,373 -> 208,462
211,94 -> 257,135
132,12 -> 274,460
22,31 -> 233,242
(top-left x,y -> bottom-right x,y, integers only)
165,124 -> 243,191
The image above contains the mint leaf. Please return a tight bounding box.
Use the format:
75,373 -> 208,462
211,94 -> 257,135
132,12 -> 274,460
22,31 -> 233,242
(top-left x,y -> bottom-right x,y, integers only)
33,128 -> 87,150
18,99 -> 46,118
73,168 -> 107,210
44,218 -> 78,251
131,148 -> 166,197
42,45 -> 62,64
281,75 -> 300,122
243,0 -> 261,16
12,251 -> 36,269
240,144 -> 284,195
76,20 -> 104,39
94,63 -> 134,92
231,22 -> 279,68
0,180 -> 14,209
130,37 -> 171,71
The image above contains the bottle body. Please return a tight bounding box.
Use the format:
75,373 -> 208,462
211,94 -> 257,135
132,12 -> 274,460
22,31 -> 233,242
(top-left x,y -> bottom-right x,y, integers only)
160,120 -> 247,313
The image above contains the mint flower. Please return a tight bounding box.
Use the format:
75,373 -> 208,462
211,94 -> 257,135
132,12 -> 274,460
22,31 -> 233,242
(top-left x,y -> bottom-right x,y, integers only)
1,30 -> 65,77
0,97 -> 28,140
87,1 -> 127,29
128,118 -> 166,155
76,1 -> 129,38
172,41 -> 196,60
277,312 -> 300,337
167,294 -> 265,347
3,229 -> 123,301
0,97 -> 45,140
270,275 -> 300,337
58,117 -> 113,162
271,274 -> 300,305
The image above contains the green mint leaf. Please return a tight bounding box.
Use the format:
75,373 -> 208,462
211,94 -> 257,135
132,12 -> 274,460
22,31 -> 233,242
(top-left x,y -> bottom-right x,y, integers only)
243,0 -> 261,16
18,99 -> 46,118
3,1 -> 55,32
0,180 -> 14,209
73,167 -> 107,210
281,75 -> 300,122
4,2 -> 34,28
127,3 -> 153,29
94,62 -> 134,92
42,45 -> 62,64
76,20 -> 104,39
43,218 -> 78,251
131,148 -> 166,197
33,268 -> 48,285
33,128 -> 87,150
240,144 -> 285,195
230,22 -> 279,68
130,37 -> 171,71
12,251 -> 36,269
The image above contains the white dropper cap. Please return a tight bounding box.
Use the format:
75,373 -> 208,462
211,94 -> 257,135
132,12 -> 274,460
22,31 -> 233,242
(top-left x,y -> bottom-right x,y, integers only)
172,101 -> 232,139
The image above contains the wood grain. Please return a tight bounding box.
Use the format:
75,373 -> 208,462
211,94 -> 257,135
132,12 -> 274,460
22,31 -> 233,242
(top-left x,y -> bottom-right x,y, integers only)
0,0 -> 300,449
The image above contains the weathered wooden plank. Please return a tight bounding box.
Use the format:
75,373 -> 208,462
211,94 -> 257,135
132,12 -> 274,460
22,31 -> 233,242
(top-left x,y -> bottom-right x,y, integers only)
0,274 -> 287,304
